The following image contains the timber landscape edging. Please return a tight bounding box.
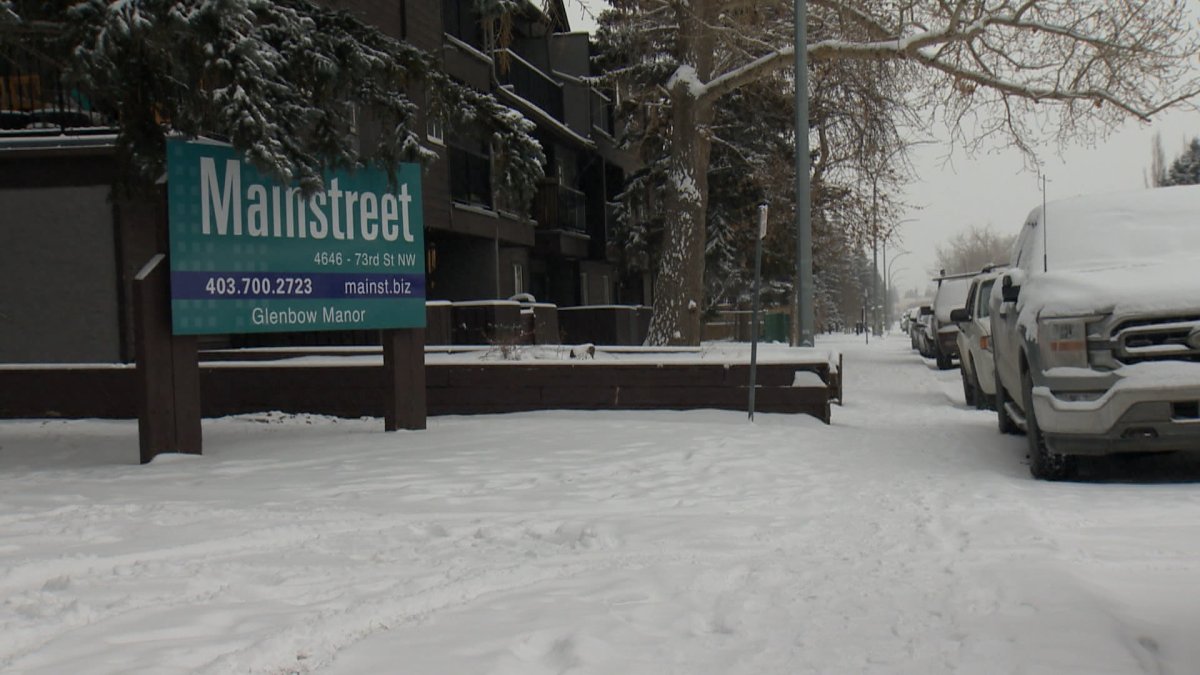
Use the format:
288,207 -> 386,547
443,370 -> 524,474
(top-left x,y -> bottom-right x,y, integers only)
0,356 -> 837,424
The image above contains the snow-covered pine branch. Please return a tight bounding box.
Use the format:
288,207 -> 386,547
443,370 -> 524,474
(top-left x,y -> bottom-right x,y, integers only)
1,0 -> 544,203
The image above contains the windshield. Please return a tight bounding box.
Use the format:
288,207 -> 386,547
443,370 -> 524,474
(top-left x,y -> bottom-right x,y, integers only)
934,277 -> 973,322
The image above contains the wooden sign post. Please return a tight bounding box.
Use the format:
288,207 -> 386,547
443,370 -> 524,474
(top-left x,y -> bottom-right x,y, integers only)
134,254 -> 202,463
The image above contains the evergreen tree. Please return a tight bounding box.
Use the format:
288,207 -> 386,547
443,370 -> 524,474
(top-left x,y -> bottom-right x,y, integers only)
1163,137 -> 1200,187
0,0 -> 544,201
1147,132 -> 1168,188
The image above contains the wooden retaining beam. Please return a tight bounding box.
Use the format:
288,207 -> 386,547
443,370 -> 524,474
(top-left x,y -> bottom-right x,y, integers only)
0,358 -> 838,425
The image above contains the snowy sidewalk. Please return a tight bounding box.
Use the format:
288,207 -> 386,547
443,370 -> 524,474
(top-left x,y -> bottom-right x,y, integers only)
3,334 -> 1200,674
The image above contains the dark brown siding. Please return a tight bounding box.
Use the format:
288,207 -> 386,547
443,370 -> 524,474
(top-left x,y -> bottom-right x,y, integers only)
0,150 -> 128,363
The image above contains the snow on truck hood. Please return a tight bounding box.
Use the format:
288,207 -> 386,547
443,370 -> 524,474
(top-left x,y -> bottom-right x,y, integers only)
1015,256 -> 1200,334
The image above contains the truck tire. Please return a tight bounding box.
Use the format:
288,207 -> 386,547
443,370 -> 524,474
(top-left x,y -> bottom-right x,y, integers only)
936,347 -> 953,370
960,365 -> 976,407
1022,368 -> 1075,481
969,356 -> 987,410
994,366 -> 1019,435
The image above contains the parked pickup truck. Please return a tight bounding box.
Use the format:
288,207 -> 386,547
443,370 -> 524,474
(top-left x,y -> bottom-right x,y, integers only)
929,271 -> 975,370
950,266 -> 1004,410
989,185 -> 1200,480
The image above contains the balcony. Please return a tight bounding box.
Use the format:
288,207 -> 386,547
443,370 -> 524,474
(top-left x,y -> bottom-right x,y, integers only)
1,45 -> 113,135
590,89 -> 613,137
494,49 -> 564,122
448,145 -> 492,209
534,179 -> 586,233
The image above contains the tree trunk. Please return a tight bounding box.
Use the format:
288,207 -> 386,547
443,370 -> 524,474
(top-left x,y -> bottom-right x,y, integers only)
646,92 -> 713,346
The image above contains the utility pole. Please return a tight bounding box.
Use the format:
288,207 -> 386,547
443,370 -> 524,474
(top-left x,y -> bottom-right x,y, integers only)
871,180 -> 879,337
793,0 -> 814,347
881,240 -> 887,334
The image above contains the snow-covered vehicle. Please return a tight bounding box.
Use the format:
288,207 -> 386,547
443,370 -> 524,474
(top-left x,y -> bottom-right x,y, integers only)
949,267 -> 1004,409
929,271 -> 975,370
990,185 -> 1200,480
911,305 -> 933,353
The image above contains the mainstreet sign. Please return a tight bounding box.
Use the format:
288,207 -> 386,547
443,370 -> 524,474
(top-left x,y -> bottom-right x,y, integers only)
166,139 -> 425,335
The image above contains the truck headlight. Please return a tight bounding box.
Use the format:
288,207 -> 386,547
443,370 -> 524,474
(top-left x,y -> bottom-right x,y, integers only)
1039,318 -> 1088,369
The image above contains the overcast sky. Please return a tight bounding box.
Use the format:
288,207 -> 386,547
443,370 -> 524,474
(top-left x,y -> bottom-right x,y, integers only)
562,3 -> 1200,298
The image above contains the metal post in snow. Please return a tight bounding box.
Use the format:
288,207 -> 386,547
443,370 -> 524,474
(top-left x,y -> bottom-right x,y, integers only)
749,203 -> 768,421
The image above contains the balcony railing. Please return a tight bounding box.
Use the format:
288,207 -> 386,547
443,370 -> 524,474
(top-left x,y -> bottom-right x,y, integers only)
495,49 -> 564,122
448,145 -> 493,209
535,180 -> 586,233
1,46 -> 113,134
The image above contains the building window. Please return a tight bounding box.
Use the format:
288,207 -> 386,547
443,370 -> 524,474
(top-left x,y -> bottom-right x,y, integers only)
427,96 -> 444,144
513,263 -> 524,295
448,145 -> 492,208
580,271 -> 589,305
601,275 -> 611,304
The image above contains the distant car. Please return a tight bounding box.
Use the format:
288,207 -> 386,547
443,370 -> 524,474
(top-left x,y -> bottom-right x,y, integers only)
929,272 -> 975,369
950,267 -> 1004,409
910,305 -> 933,353
990,185 -> 1200,480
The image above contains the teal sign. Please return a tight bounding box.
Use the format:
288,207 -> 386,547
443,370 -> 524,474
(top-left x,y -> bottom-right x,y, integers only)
167,139 -> 425,334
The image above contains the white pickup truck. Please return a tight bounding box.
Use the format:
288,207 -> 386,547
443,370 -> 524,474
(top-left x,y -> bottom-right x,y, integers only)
989,185 -> 1200,480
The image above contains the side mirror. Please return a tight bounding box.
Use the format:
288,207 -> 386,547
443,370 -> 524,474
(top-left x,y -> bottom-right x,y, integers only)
1001,275 -> 1020,303
949,308 -> 969,323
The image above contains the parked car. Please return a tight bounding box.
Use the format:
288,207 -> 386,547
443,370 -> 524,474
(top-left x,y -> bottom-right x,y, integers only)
950,267 -> 1005,409
929,271 -> 975,370
990,185 -> 1200,480
911,305 -> 933,353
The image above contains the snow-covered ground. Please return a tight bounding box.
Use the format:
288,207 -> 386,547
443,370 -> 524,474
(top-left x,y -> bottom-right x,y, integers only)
4,334 -> 1200,674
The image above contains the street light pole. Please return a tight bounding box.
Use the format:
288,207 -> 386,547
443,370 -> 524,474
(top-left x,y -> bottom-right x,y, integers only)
885,250 -> 910,329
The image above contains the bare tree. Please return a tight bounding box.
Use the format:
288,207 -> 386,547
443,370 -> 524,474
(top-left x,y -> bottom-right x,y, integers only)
596,0 -> 1200,345
934,225 -> 1017,276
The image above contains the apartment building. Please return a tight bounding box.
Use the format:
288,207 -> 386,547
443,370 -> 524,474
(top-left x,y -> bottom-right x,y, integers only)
0,0 -> 641,363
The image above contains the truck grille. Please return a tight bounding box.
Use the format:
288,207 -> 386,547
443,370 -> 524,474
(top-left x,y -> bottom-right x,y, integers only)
1112,316 -> 1200,364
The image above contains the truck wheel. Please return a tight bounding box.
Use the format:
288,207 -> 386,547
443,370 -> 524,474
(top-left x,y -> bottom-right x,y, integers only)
1022,368 -> 1075,481
960,366 -> 976,406
994,366 -> 1018,435
969,356 -> 987,410
936,351 -> 953,370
